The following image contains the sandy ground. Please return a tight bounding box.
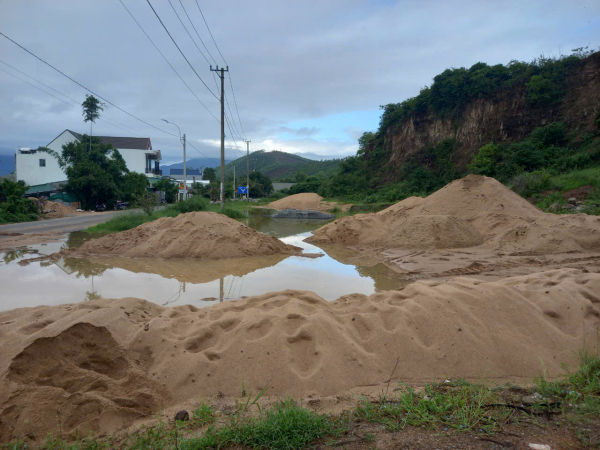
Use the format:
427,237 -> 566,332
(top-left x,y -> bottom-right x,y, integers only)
260,193 -> 352,212
63,211 -> 302,259
1,267 -> 598,441
307,175 -> 600,280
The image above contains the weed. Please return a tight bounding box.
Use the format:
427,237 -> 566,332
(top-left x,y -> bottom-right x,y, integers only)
191,401 -> 215,426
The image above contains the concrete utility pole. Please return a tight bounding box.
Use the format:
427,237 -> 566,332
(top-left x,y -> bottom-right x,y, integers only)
162,119 -> 186,201
210,65 -> 229,210
233,166 -> 236,200
243,139 -> 250,202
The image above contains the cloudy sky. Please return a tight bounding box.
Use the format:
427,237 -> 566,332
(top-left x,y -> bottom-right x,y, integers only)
0,0 -> 598,165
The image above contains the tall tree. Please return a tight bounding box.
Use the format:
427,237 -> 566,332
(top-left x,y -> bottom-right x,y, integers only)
82,95 -> 104,151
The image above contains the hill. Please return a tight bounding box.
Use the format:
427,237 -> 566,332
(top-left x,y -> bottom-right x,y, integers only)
224,150 -> 341,180
161,157 -> 228,175
289,49 -> 600,204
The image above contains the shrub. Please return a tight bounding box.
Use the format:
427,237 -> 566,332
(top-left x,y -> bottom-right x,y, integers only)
508,170 -> 553,197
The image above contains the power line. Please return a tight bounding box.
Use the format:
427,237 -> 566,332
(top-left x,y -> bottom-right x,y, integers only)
192,1 -> 246,139
118,0 -> 219,124
166,0 -> 211,65
0,31 -> 179,138
176,0 -> 217,65
145,0 -> 219,101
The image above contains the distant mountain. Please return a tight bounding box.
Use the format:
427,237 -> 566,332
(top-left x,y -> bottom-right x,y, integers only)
160,157 -> 228,175
0,155 -> 15,176
224,150 -> 341,180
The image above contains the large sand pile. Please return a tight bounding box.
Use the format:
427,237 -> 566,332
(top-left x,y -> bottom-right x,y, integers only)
42,201 -> 76,219
264,193 -> 351,212
66,211 -> 302,259
307,175 -> 600,254
1,268 -> 599,440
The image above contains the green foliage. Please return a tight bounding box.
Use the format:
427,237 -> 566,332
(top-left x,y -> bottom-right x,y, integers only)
43,137 -> 128,210
154,178 -> 178,203
121,172 -> 148,203
467,143 -> 498,176
87,196 -> 208,233
136,191 -> 157,216
535,349 -> 600,416
0,179 -> 39,224
202,167 -> 216,182
191,401 -> 216,426
249,171 -> 273,197
81,95 -> 104,124
526,75 -> 561,106
185,399 -> 344,450
508,170 -> 553,197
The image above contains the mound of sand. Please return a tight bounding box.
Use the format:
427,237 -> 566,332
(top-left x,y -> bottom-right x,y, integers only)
1,268 -> 599,440
42,201 -> 76,219
65,211 -> 302,259
307,175 -> 600,254
263,193 -> 351,212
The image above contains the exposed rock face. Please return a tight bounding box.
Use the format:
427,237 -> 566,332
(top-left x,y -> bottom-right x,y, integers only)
368,52 -> 600,177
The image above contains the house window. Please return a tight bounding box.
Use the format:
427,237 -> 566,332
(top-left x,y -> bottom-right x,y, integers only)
39,159 -> 46,167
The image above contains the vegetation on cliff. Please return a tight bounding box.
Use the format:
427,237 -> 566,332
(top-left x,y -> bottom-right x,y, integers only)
286,48 -> 600,209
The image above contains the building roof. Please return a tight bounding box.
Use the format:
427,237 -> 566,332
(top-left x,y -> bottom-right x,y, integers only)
169,168 -> 202,176
67,130 -> 152,150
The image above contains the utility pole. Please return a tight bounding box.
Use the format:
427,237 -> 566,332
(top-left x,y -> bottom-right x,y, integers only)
210,64 -> 229,210
243,139 -> 250,202
233,166 -> 236,200
183,133 -> 186,200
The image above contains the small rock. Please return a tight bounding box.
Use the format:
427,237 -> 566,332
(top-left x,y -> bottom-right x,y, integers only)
143,323 -> 149,331
548,203 -> 562,212
174,410 -> 189,421
568,197 -> 577,205
562,204 -> 575,211
522,392 -> 543,405
528,444 -> 551,450
575,205 -> 585,212
576,200 -> 584,206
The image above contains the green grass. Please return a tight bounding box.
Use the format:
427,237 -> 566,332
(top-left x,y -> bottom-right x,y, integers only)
86,197 -> 249,234
550,166 -> 600,191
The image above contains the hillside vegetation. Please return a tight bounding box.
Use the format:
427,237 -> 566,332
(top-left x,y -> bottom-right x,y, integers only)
288,48 -> 600,210
224,150 -> 340,181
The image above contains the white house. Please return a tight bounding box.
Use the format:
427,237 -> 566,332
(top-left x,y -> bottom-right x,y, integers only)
16,130 -> 162,187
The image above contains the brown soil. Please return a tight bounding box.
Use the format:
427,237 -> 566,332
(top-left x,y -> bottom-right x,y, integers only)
1,268 -> 599,441
64,211 -> 302,259
307,175 -> 600,255
561,184 -> 596,201
262,193 -> 352,212
42,201 -> 78,219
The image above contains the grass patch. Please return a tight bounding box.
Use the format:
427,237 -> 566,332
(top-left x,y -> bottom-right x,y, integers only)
86,197 -> 253,233
550,166 -> 600,191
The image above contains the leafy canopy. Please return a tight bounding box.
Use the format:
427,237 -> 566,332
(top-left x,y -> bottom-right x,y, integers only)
82,95 -> 104,124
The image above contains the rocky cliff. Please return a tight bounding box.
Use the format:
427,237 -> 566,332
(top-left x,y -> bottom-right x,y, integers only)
372,52 -> 600,175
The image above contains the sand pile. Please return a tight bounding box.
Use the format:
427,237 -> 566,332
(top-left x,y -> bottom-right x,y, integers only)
65,211 -> 302,259
42,201 -> 76,219
307,175 -> 600,254
1,268 -> 599,441
264,193 -> 351,212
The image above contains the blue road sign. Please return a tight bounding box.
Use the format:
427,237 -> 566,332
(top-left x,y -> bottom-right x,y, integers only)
237,186 -> 248,194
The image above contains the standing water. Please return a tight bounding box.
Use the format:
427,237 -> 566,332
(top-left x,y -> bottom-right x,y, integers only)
0,214 -> 409,311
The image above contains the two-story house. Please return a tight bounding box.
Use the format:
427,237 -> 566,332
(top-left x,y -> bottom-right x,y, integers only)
16,129 -> 162,188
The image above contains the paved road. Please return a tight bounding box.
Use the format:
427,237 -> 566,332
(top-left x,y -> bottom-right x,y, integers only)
0,208 -> 156,234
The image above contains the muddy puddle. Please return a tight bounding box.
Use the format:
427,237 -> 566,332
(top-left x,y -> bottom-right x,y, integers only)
0,213 -> 410,311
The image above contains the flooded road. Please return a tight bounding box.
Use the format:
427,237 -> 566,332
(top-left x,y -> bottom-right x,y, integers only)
0,213 -> 409,311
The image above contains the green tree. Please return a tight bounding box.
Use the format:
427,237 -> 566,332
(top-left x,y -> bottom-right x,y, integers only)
249,171 -> 273,197
203,167 -> 217,182
155,178 -> 178,203
0,179 -> 39,224
44,137 -> 128,209
467,143 -> 498,176
121,172 -> 148,203
82,95 -> 105,150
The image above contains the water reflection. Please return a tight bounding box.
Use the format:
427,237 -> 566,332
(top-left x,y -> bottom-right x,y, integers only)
0,215 -> 411,311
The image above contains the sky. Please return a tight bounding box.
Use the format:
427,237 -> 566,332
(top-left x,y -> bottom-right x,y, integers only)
0,0 -> 598,166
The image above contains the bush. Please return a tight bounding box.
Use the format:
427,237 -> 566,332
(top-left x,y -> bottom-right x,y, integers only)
508,170 -> 553,197
0,179 -> 40,224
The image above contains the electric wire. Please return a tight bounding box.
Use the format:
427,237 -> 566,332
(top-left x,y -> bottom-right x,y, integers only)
118,0 -> 219,124
0,31 -> 179,138
144,0 -> 219,101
